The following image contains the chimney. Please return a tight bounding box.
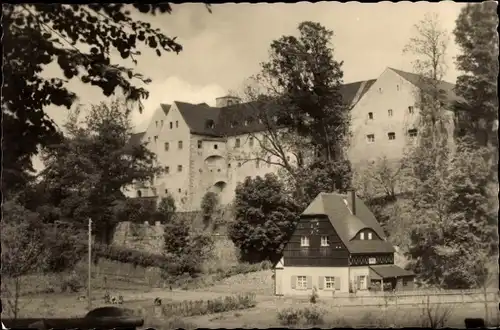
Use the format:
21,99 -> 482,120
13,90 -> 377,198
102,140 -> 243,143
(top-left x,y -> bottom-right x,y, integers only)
351,189 -> 356,215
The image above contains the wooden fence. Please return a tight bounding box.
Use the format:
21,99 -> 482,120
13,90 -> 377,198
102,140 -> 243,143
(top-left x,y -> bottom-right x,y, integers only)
318,289 -> 499,307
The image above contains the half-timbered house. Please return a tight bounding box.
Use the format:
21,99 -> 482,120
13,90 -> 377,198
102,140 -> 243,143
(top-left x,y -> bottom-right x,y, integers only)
274,191 -> 415,296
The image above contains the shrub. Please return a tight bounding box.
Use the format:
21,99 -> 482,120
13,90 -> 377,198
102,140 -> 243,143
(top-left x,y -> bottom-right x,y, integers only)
277,307 -> 302,326
302,306 -> 325,325
160,293 -> 256,318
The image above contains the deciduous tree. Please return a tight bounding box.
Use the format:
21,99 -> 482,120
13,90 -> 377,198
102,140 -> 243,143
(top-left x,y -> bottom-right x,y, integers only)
39,99 -> 163,243
228,174 -> 301,263
235,21 -> 352,202
2,3 -> 210,195
401,13 -> 496,288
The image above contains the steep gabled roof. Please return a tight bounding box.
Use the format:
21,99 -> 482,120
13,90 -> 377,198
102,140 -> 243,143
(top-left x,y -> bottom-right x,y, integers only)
125,132 -> 146,151
139,80 -> 376,139
160,104 -> 171,115
389,68 -> 462,104
302,192 -> 395,254
174,101 -> 222,137
340,79 -> 377,107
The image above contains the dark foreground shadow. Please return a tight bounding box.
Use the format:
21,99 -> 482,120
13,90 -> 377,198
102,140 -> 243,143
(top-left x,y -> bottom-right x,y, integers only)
2,306 -> 144,330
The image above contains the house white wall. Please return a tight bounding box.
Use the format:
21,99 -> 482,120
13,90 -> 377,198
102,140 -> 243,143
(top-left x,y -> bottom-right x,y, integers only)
279,266 -> 350,296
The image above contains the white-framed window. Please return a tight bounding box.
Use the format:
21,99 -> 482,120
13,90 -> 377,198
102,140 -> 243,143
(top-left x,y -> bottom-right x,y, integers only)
178,141 -> 183,149
368,232 -> 373,240
408,106 -> 414,114
388,109 -> 393,117
300,236 -> 309,247
320,236 -> 330,247
360,232 -> 365,240
325,276 -> 335,289
297,276 -> 307,289
366,134 -> 375,143
388,132 -> 396,140
368,112 -> 374,120
177,165 -> 183,172
408,129 -> 418,137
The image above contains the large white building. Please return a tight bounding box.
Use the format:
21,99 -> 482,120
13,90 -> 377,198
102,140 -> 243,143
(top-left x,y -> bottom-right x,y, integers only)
125,67 -> 460,211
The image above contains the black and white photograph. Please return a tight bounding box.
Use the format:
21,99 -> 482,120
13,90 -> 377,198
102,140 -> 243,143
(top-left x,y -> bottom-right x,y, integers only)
2,2 -> 499,329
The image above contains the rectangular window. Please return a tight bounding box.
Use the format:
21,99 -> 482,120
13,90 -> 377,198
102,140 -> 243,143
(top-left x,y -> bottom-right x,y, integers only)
408,129 -> 418,137
235,138 -> 241,148
197,140 -> 202,149
170,122 -> 173,129
388,132 -> 396,140
408,106 -> 414,114
155,121 -> 158,127
177,165 -> 182,172
214,144 -> 218,150
161,120 -> 164,127
297,276 -> 308,289
164,142 -> 169,151
320,236 -> 330,247
256,160 -> 260,168
325,276 -> 335,289
300,236 -> 309,247
368,232 -> 373,240
175,120 -> 179,128
388,109 -> 393,117
267,156 -> 271,167
165,166 -> 170,174
360,232 -> 365,240
249,137 -> 254,147
368,112 -> 373,120
369,257 -> 377,265
154,136 -> 158,143
366,134 -> 375,143
178,141 -> 183,149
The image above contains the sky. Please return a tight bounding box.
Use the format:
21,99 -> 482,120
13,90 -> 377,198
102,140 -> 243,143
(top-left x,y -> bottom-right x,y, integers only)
34,1 -> 467,171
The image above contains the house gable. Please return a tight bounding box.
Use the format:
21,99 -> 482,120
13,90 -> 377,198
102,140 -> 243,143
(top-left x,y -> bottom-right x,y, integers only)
301,193 -> 395,255
282,214 -> 349,267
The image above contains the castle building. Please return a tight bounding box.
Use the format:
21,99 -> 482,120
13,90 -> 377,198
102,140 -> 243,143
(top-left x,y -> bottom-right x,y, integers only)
125,67 -> 461,211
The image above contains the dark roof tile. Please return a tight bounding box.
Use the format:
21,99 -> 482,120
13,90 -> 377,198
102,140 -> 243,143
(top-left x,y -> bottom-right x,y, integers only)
302,192 -> 394,254
389,68 -> 462,104
370,264 -> 415,278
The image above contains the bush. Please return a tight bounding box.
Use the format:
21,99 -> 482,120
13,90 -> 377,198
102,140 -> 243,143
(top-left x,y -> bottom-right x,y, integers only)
160,293 -> 256,318
277,307 -> 302,326
302,306 -> 325,325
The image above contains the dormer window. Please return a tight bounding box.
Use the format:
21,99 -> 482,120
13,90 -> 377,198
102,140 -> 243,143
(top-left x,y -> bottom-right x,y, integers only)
368,232 -> 373,240
206,119 -> 215,129
360,232 -> 365,240
321,236 -> 330,247
300,236 -> 310,247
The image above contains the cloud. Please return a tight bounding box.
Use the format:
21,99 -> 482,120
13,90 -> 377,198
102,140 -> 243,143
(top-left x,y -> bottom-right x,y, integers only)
131,76 -> 226,132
